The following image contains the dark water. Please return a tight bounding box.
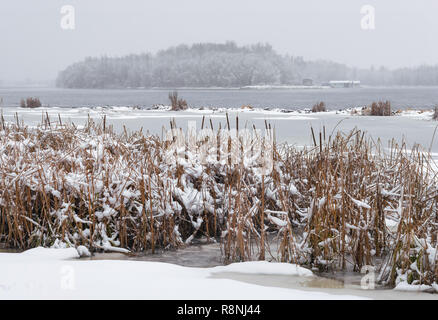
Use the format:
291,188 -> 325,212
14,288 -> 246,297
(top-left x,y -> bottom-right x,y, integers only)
1,86 -> 437,110
86,242 -> 223,268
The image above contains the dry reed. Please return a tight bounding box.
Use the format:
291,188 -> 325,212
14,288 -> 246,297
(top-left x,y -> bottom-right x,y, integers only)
0,115 -> 436,288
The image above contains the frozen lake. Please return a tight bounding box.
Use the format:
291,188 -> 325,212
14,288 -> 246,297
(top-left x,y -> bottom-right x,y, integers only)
3,86 -> 438,154
1,86 -> 438,110
2,105 -> 438,155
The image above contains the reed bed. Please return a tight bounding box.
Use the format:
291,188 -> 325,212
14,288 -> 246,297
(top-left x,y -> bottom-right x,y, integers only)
20,97 -> 42,109
0,115 -> 436,289
311,101 -> 326,113
364,100 -> 392,116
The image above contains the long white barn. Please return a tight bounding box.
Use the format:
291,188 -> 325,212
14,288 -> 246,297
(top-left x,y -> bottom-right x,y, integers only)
329,80 -> 360,88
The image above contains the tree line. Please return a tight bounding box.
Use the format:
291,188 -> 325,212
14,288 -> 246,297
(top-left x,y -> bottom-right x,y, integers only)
56,42 -> 438,88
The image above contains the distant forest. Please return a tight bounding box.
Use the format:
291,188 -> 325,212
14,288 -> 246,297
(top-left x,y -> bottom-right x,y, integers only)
56,42 -> 438,88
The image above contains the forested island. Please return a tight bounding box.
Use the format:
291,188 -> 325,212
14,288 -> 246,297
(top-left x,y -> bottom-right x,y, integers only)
56,42 -> 438,89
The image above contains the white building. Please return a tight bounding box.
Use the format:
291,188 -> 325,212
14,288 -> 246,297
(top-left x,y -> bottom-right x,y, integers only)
329,80 -> 360,88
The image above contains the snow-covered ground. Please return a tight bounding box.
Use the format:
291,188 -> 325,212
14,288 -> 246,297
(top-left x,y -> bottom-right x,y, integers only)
1,248 -> 437,299
240,85 -> 330,90
0,248 -> 363,300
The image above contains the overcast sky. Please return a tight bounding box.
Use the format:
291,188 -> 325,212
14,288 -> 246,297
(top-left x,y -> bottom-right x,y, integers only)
0,0 -> 437,82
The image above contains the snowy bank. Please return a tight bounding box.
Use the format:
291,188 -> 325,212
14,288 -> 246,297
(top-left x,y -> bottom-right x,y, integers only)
0,248 -> 362,300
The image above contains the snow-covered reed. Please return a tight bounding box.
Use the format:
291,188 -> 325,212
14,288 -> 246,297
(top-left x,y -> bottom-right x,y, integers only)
0,115 -> 436,289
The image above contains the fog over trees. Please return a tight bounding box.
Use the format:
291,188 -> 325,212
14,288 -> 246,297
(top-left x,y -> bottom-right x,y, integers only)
56,42 -> 438,88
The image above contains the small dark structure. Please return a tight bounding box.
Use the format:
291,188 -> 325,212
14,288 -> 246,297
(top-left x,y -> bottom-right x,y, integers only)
302,78 -> 313,86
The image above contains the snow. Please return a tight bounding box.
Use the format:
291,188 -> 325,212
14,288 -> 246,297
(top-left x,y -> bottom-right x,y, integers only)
267,214 -> 289,227
0,247 -> 363,300
394,282 -> 434,292
241,85 -> 330,90
76,246 -> 91,257
397,109 -> 433,120
385,218 -> 399,233
211,261 -> 313,277
349,197 -> 371,209
253,116 -> 317,120
11,247 -> 79,260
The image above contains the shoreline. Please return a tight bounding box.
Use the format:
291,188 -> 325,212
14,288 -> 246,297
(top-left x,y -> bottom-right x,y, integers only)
4,103 -> 436,116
